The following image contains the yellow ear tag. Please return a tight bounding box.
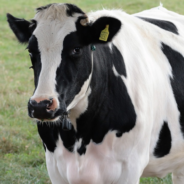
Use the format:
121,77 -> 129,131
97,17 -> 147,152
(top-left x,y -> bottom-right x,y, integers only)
99,25 -> 109,41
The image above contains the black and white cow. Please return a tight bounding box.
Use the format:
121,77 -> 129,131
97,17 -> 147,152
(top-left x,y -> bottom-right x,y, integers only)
7,3 -> 184,184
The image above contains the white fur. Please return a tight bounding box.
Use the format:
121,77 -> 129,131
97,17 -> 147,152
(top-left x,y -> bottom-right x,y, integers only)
33,4 -> 184,184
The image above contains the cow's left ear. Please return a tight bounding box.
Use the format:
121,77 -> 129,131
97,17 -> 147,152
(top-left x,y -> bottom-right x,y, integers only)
7,13 -> 36,43
78,16 -> 122,44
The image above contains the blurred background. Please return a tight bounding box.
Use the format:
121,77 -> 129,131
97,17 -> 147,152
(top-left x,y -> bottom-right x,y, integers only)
0,0 -> 182,183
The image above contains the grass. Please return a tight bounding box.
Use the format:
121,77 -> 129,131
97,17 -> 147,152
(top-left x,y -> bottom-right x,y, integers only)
0,0 -> 183,183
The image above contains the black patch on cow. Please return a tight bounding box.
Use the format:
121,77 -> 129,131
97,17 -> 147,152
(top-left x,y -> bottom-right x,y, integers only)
138,17 -> 178,35
37,123 -> 58,152
27,35 -> 41,88
37,123 -> 76,152
154,121 -> 172,158
65,3 -> 85,17
36,4 -> 53,12
7,13 -> 36,43
161,43 -> 184,138
27,35 -> 39,53
56,32 -> 92,108
75,43 -> 135,151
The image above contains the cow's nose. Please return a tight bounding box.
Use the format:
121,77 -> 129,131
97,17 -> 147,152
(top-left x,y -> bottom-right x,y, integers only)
28,97 -> 59,120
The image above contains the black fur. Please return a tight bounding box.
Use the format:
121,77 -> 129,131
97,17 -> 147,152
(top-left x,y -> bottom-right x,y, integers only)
6,13 -> 36,43
37,123 -> 76,152
27,35 -> 41,88
37,123 -> 58,152
65,3 -> 85,17
154,121 -> 172,158
161,43 -> 184,139
138,17 -> 178,35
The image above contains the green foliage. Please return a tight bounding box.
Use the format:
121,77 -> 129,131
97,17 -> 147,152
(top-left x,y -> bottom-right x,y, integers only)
1,0 -> 182,183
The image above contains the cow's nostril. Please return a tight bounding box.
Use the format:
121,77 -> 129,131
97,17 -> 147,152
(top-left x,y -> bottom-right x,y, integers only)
46,98 -> 53,110
46,98 -> 58,112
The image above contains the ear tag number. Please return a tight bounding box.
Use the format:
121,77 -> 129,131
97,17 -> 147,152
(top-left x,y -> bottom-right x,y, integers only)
99,25 -> 109,41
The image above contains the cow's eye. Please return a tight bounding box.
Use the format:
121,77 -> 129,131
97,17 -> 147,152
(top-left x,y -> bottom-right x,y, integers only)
74,48 -> 80,53
71,47 -> 82,56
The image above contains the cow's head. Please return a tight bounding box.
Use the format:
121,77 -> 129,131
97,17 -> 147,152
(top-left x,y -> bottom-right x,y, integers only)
7,3 -> 121,126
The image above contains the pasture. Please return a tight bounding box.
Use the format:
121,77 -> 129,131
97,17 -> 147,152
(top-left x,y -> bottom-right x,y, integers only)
0,0 -> 183,183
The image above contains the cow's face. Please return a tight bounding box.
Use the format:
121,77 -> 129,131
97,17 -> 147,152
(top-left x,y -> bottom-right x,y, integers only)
7,3 -> 121,124
26,5 -> 93,122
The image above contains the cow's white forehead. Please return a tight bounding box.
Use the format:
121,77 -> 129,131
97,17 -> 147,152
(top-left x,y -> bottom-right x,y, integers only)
33,3 -> 83,48
34,3 -> 82,21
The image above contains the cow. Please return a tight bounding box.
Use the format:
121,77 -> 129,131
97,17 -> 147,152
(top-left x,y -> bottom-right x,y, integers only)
7,3 -> 184,184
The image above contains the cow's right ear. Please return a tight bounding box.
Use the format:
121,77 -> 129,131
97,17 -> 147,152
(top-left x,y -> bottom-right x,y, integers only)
7,13 -> 36,43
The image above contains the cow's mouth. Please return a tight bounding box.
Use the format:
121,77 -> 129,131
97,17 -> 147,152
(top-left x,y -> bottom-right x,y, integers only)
33,110 -> 73,130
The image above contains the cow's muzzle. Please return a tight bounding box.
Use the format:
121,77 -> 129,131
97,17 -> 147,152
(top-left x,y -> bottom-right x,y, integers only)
28,98 -> 58,120
28,97 -> 72,130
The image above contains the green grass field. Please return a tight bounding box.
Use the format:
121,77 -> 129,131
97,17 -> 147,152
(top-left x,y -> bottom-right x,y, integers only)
1,0 -> 183,183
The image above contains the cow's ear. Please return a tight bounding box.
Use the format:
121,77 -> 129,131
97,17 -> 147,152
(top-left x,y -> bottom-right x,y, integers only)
79,16 -> 122,44
7,13 -> 36,43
